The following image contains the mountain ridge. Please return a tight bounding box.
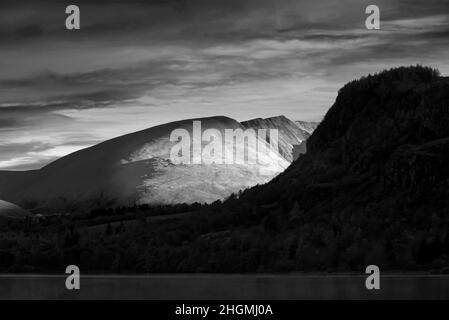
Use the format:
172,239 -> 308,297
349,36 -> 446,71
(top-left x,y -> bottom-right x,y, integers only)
241,115 -> 314,162
0,115 -> 317,212
1,66 -> 447,273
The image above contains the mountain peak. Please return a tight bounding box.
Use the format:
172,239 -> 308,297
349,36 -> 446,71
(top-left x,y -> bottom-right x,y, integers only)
307,65 -> 445,156
241,115 -> 318,162
234,66 -> 448,271
265,115 -> 289,121
0,115 -> 290,211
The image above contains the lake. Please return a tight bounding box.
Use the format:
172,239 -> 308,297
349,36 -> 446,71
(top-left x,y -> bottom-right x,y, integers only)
0,274 -> 448,299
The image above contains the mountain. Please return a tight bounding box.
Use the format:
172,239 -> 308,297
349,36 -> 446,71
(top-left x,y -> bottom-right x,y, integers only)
234,66 -> 449,270
241,115 -> 316,162
0,200 -> 30,219
2,66 -> 447,274
295,121 -> 319,135
0,116 -> 291,211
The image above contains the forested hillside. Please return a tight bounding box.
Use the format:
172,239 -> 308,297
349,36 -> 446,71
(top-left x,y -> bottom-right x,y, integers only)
1,66 -> 448,273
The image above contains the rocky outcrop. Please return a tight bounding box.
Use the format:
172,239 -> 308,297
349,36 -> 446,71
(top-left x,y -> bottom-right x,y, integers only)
242,115 -> 316,162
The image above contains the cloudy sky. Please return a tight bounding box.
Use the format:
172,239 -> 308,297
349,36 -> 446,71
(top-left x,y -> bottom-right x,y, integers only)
0,0 -> 448,170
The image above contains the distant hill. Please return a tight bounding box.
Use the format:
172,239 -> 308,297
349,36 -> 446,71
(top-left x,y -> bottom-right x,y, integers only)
0,200 -> 30,219
2,66 -> 447,274
0,116 -> 299,211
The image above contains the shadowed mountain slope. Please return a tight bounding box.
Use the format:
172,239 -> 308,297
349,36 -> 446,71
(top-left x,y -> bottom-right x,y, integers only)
0,116 -> 290,211
232,66 -> 449,270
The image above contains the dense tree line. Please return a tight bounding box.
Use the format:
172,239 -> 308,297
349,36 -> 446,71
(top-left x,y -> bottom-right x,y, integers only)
0,66 -> 448,274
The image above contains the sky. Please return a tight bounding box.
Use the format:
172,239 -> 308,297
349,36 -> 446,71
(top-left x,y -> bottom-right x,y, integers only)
0,0 -> 448,170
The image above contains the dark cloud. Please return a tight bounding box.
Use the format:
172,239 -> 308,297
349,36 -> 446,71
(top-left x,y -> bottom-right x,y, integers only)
0,118 -> 22,129
15,25 -> 44,38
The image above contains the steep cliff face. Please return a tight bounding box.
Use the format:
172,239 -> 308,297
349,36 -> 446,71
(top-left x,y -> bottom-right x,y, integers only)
238,66 -> 449,270
295,121 -> 319,135
241,115 -> 315,162
289,66 -> 448,188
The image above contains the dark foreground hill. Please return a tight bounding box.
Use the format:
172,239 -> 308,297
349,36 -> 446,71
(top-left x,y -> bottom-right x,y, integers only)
0,66 -> 448,273
235,65 -> 449,271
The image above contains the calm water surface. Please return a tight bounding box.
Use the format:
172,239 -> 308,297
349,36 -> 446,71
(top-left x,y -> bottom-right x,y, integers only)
0,274 -> 448,299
